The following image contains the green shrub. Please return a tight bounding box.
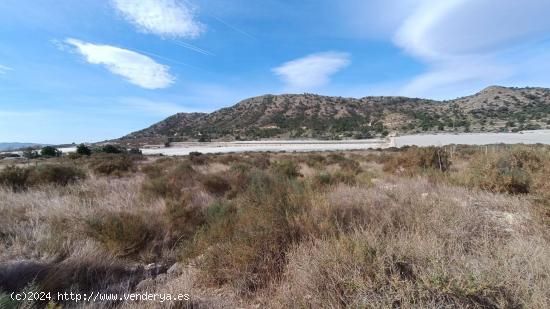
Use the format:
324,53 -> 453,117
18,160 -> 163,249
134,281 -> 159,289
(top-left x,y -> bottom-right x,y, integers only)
40,146 -> 62,157
22,148 -> 40,159
76,144 -> 92,156
128,148 -> 142,155
100,144 -> 125,154
313,171 -> 333,186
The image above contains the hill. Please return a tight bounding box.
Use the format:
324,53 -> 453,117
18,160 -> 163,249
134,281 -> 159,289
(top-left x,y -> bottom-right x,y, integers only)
0,142 -> 42,152
119,86 -> 550,145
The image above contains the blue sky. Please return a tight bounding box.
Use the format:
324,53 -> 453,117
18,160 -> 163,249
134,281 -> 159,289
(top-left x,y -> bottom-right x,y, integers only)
1,0 -> 550,143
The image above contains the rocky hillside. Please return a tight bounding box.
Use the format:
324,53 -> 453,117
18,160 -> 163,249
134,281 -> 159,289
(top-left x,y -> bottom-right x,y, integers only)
120,86 -> 550,144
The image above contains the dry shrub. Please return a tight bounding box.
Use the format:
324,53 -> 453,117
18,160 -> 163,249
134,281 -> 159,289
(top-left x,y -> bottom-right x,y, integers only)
141,176 -> 180,200
200,174 -> 231,196
2,146 -> 549,307
338,157 -> 361,173
189,152 -> 209,165
140,162 -> 165,179
85,211 -> 157,257
0,166 -> 30,191
270,159 -> 302,178
194,172 -> 307,294
467,148 -> 544,194
326,153 -> 348,164
274,180 -> 550,308
29,165 -> 86,186
305,154 -> 326,168
531,157 -> 550,204
164,192 -> 206,238
383,147 -> 451,175
141,161 -> 197,200
224,164 -> 256,199
37,215 -> 76,258
311,169 -> 358,188
249,154 -> 271,169
274,237 -> 377,308
276,234 -> 533,308
88,153 -> 136,176
215,154 -> 240,165
229,161 -> 252,174
0,164 -> 85,191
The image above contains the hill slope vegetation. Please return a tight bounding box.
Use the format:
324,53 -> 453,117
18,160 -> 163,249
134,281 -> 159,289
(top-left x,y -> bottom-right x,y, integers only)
120,86 -> 550,144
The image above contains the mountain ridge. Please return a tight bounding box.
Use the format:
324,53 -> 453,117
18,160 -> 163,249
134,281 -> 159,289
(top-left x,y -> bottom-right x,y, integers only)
0,142 -> 43,152
118,86 -> 550,145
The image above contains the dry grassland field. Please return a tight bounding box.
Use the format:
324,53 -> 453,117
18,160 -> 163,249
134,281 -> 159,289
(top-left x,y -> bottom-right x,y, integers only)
1,145 -> 549,308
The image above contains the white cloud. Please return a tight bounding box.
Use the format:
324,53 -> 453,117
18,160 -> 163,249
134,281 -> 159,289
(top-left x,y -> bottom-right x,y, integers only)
112,0 -> 203,38
331,0 -> 419,39
120,97 -> 194,116
65,38 -> 175,89
0,64 -> 13,74
272,52 -> 351,89
387,0 -> 550,97
399,57 -> 513,98
395,0 -> 550,60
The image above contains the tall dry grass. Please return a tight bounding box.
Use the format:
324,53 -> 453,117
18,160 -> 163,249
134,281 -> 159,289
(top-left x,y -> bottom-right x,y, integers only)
274,180 -> 550,308
1,146 -> 549,308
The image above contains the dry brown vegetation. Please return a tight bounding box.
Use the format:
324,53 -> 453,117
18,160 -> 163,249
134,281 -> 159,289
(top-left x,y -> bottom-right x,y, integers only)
1,145 -> 549,308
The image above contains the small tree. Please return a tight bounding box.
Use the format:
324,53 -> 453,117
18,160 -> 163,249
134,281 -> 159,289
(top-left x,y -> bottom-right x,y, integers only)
76,144 -> 92,156
198,135 -> 211,143
22,148 -> 40,159
102,144 -> 124,154
40,146 -> 61,157
129,148 -> 142,155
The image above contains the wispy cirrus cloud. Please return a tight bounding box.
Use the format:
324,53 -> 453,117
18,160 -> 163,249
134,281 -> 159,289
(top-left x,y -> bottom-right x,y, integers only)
119,97 -> 195,116
390,0 -> 550,97
0,64 -> 13,74
64,38 -> 175,89
112,0 -> 204,38
394,0 -> 550,60
272,52 -> 351,90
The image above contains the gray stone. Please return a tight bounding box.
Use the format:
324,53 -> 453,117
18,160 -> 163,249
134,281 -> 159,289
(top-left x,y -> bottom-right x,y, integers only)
135,278 -> 155,291
167,262 -> 184,276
